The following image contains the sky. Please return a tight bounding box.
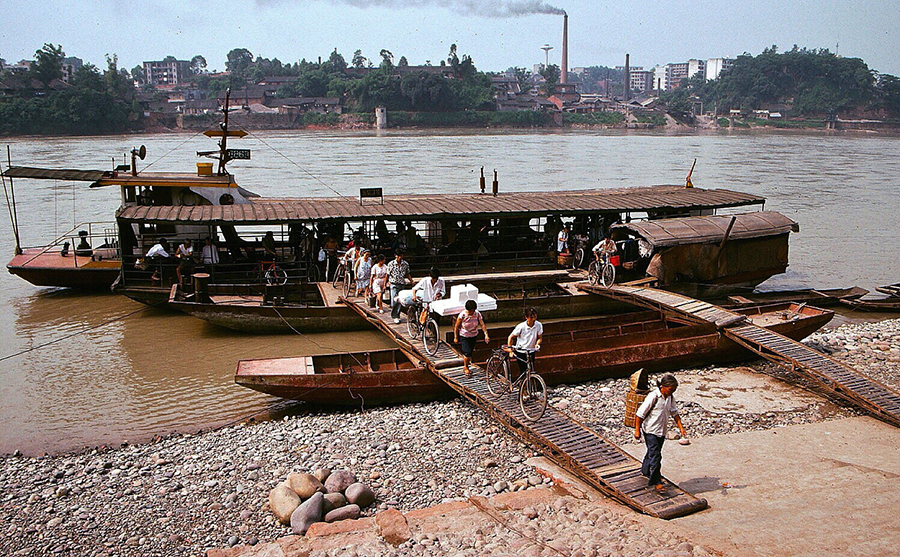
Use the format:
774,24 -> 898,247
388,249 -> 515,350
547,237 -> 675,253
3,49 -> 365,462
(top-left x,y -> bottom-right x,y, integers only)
2,0 -> 899,75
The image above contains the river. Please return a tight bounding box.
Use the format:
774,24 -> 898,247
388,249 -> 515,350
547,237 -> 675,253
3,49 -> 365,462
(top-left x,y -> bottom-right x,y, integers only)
1,129 -> 898,455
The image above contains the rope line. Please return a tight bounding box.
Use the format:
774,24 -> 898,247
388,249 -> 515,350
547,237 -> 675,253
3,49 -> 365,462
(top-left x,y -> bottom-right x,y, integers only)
0,304 -> 155,363
139,127 -> 214,172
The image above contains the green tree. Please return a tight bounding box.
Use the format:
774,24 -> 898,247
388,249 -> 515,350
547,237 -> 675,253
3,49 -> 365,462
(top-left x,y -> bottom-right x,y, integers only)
31,43 -> 65,85
226,48 -> 254,77
190,55 -> 207,74
379,49 -> 394,73
539,64 -> 560,96
397,56 -> 409,68
131,64 -> 146,85
352,50 -> 366,69
327,49 -> 347,74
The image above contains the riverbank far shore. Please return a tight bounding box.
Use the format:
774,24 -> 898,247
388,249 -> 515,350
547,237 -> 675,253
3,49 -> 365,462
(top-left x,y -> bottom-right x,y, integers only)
1,318 -> 897,556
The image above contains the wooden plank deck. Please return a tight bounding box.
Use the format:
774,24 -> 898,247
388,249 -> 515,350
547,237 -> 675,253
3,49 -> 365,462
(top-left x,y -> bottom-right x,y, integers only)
579,283 -> 900,429
340,296 -> 709,519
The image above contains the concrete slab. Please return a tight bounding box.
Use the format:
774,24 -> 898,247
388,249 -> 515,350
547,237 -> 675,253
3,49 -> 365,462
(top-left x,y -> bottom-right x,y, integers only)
622,416 -> 900,557
677,367 -> 819,414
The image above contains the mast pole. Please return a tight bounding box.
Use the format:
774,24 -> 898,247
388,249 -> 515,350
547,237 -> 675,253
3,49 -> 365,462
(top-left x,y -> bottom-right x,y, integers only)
6,145 -> 21,255
218,89 -> 231,175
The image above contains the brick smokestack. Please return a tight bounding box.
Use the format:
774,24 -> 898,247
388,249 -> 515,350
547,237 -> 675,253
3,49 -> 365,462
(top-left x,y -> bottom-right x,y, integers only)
560,13 -> 568,85
624,53 -> 630,100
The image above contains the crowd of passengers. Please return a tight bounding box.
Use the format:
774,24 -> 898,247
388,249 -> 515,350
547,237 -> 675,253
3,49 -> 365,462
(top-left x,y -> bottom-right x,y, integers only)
141,213 -> 635,286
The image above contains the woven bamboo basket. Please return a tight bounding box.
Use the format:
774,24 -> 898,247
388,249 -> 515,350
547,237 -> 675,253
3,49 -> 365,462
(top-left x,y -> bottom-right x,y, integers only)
624,389 -> 650,428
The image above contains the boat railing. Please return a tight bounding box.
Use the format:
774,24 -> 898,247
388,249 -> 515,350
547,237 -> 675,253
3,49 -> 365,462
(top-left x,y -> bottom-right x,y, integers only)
20,222 -> 119,266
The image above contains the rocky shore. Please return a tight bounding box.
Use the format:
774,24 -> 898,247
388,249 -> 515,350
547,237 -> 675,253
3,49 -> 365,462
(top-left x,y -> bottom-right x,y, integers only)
1,318 -> 897,557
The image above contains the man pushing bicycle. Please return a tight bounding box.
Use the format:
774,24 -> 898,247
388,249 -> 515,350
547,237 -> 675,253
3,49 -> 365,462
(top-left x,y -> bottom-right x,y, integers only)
506,307 -> 543,379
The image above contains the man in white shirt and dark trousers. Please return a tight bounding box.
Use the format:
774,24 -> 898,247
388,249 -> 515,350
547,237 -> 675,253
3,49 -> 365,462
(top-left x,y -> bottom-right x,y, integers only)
634,373 -> 688,493
506,307 -> 543,379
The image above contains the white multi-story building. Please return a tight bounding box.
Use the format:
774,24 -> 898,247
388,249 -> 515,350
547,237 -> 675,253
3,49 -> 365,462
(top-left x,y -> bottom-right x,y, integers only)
143,59 -> 191,87
687,59 -> 706,80
705,58 -> 734,81
653,65 -> 667,91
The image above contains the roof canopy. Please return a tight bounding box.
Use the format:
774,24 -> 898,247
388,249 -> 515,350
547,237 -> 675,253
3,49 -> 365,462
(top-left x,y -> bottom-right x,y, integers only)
116,186 -> 765,224
612,211 -> 798,247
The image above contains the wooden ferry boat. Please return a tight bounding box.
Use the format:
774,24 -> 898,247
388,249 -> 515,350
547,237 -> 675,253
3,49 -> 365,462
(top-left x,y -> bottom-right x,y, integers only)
839,297 -> 900,312
234,301 -> 833,405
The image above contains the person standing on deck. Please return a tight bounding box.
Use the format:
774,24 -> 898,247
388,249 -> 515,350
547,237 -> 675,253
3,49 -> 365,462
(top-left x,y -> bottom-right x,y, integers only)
371,254 -> 388,314
454,299 -> 490,376
506,307 -> 543,379
634,373 -> 688,494
354,250 -> 372,298
557,224 -> 570,254
387,250 -> 412,324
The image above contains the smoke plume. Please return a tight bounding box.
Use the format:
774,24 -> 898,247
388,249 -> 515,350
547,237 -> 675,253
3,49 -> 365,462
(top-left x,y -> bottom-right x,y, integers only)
260,1 -> 566,17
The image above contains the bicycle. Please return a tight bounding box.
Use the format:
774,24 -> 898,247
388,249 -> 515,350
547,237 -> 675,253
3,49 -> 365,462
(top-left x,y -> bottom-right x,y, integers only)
484,346 -> 547,421
332,258 -> 353,297
405,299 -> 440,356
258,260 -> 287,286
588,253 -> 616,288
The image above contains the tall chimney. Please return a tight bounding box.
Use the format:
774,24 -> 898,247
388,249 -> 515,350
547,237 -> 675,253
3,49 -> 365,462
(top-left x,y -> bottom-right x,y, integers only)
560,14 -> 568,85
624,54 -> 630,100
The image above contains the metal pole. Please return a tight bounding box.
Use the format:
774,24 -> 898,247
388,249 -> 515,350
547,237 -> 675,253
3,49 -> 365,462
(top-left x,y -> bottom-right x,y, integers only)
6,145 -> 22,254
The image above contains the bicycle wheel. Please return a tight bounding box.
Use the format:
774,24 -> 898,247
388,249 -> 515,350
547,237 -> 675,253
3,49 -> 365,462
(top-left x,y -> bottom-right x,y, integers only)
342,271 -> 351,297
422,318 -> 440,356
519,374 -> 548,421
332,265 -> 343,289
406,306 -> 420,339
600,262 -> 616,288
484,353 -> 508,397
265,265 -> 288,286
306,263 -> 320,283
573,247 -> 585,269
587,261 -> 600,285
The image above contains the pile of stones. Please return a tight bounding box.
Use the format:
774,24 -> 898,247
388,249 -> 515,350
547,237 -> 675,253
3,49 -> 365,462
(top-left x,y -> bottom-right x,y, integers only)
268,468 -> 375,535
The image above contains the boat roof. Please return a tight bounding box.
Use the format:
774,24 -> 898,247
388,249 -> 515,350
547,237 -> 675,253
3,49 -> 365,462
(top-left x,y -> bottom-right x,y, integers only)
2,166 -> 237,188
116,185 -> 765,224
611,211 -> 798,247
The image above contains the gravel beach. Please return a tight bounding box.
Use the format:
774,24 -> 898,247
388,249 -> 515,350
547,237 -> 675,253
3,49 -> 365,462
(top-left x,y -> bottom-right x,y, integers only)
2,318 -> 898,557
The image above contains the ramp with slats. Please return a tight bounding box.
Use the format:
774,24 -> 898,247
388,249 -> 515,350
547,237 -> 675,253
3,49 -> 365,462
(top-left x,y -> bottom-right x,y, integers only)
340,296 -> 709,519
578,283 -> 900,429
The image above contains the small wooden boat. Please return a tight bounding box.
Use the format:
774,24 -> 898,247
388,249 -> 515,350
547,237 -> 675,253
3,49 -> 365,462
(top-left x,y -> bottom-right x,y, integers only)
875,283 -> 900,297
235,302 -> 833,405
839,297 -> 900,313
721,286 -> 868,308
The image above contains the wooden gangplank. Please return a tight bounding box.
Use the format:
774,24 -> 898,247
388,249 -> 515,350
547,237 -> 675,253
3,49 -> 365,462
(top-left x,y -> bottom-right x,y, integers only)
340,297 -> 708,519
579,283 -> 900,429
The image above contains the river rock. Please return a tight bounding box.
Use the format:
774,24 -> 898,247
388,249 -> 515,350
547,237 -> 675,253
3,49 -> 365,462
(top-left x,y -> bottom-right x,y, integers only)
290,492 -> 324,535
344,483 -> 376,508
324,503 -> 360,523
324,470 -> 357,494
376,508 -> 411,546
323,492 -> 347,513
313,468 -> 331,483
269,484 -> 301,525
288,473 -> 325,499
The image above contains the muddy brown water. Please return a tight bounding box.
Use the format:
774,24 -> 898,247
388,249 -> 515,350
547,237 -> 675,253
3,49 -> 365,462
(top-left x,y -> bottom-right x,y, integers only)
1,129 -> 898,455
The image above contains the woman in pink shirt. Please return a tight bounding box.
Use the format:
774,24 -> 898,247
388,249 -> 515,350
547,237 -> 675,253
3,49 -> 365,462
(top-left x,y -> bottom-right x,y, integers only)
454,300 -> 490,376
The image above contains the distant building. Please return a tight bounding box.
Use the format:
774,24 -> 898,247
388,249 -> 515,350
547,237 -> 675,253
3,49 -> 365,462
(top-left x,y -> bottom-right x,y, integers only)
143,59 -> 191,87
653,65 -> 666,91
7,60 -> 32,74
271,97 -> 342,115
629,70 -> 654,93
705,58 -> 734,81
61,57 -> 83,83
687,59 -> 706,80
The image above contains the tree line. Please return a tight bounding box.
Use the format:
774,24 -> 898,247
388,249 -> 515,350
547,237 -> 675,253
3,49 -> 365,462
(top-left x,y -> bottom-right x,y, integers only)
661,46 -> 900,119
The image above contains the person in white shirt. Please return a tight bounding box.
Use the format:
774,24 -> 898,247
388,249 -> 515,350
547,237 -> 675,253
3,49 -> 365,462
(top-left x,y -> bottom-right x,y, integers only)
634,374 -> 688,493
556,224 -> 570,253
175,239 -> 194,286
411,267 -> 445,323
146,239 -> 171,283
506,307 -> 543,378
412,267 -> 446,303
201,237 -> 220,265
592,234 -> 617,261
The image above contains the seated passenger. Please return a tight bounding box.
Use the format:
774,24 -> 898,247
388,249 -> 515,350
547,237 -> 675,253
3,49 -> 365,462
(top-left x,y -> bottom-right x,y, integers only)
74,230 -> 93,258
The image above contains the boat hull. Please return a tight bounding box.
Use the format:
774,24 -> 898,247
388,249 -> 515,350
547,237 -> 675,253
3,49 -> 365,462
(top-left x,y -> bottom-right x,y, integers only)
170,288 -> 620,334
236,304 -> 833,405
8,249 -> 120,290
